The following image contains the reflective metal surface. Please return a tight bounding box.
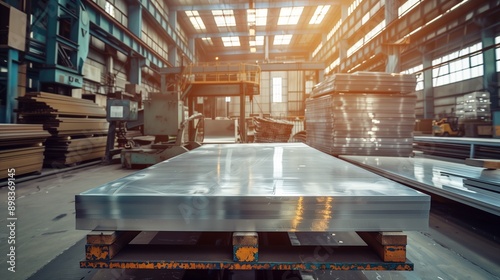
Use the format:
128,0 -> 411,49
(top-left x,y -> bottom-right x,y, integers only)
306,94 -> 416,156
76,143 -> 430,231
341,155 -> 500,216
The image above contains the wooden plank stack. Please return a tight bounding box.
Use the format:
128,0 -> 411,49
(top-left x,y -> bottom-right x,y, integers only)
306,72 -> 417,157
253,117 -> 294,143
17,92 -> 108,165
0,124 -> 50,179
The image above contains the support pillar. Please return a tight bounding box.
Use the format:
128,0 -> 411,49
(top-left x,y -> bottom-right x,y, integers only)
188,37 -> 195,63
240,83 -> 246,143
188,95 -> 195,142
105,48 -> 115,93
130,54 -> 147,85
385,0 -> 400,73
169,10 -> 179,66
4,49 -> 19,123
128,1 -> 142,38
481,19 -> 498,111
264,36 -> 269,62
338,1 -> 349,72
422,47 -> 434,119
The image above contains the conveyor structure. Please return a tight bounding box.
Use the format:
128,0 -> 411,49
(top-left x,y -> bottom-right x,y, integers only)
76,143 -> 430,272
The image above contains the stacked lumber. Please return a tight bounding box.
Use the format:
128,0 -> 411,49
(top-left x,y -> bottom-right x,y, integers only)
0,124 -> 50,179
253,117 -> 294,143
306,72 -> 417,156
17,92 -> 108,165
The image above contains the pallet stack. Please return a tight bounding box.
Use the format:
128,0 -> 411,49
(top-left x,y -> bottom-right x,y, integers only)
306,72 -> 417,156
0,124 -> 50,179
17,92 -> 108,165
253,117 -> 294,143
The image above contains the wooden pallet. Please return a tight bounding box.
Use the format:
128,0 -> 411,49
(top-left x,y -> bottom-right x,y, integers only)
80,231 -> 412,271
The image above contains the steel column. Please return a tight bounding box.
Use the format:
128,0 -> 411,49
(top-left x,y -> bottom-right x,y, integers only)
129,55 -> 147,85
128,1 -> 142,38
240,83 -> 246,142
5,49 -> 19,123
481,17 -> 498,110
422,48 -> 434,119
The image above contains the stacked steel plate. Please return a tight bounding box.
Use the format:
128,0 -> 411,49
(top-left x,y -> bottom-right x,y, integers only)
76,143 -> 430,232
0,124 -> 50,179
306,72 -> 417,156
253,117 -> 294,143
17,92 -> 108,165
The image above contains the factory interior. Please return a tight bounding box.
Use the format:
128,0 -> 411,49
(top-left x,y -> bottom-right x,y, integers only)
0,0 -> 500,279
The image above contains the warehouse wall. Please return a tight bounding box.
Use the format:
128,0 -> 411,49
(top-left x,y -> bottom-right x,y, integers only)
414,77 -> 484,118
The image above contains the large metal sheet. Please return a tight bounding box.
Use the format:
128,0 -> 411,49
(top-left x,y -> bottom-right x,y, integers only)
76,143 -> 429,232
340,155 -> 500,216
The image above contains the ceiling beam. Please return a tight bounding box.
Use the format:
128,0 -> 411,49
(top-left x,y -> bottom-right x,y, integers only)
191,29 -> 324,38
171,1 -> 340,11
205,48 -> 310,56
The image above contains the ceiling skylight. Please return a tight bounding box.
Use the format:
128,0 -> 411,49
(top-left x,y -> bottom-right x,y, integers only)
213,10 -> 236,27
273,34 -> 293,45
247,9 -> 268,26
222,36 -> 241,47
309,5 -> 330,24
250,36 -> 264,46
277,7 -> 303,25
202,37 -> 213,46
185,10 -> 206,30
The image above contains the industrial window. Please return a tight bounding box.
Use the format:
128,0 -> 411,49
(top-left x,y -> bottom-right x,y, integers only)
432,42 -> 483,87
305,80 -> 314,95
272,77 -> 283,103
401,64 -> 423,91
105,1 -> 115,18
398,0 -> 422,18
348,0 -> 362,16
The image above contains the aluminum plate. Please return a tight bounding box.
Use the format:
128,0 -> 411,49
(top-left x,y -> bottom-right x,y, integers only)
76,143 -> 429,232
340,155 -> 500,216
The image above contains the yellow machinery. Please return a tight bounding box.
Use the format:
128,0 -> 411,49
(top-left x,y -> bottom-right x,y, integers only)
432,116 -> 464,137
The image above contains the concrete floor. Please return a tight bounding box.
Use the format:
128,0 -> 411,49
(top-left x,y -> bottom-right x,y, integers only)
0,163 -> 499,280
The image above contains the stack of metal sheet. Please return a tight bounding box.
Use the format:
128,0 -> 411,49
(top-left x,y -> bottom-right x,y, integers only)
306,72 -> 417,156
306,93 -> 416,156
310,72 -> 417,98
0,124 -> 50,179
413,136 -> 500,160
76,143 -> 430,232
340,155 -> 500,216
17,92 -> 108,165
253,117 -> 294,143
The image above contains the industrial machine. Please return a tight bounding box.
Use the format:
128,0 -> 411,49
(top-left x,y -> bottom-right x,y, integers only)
104,88 -> 141,163
119,90 -> 203,168
432,116 -> 464,137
